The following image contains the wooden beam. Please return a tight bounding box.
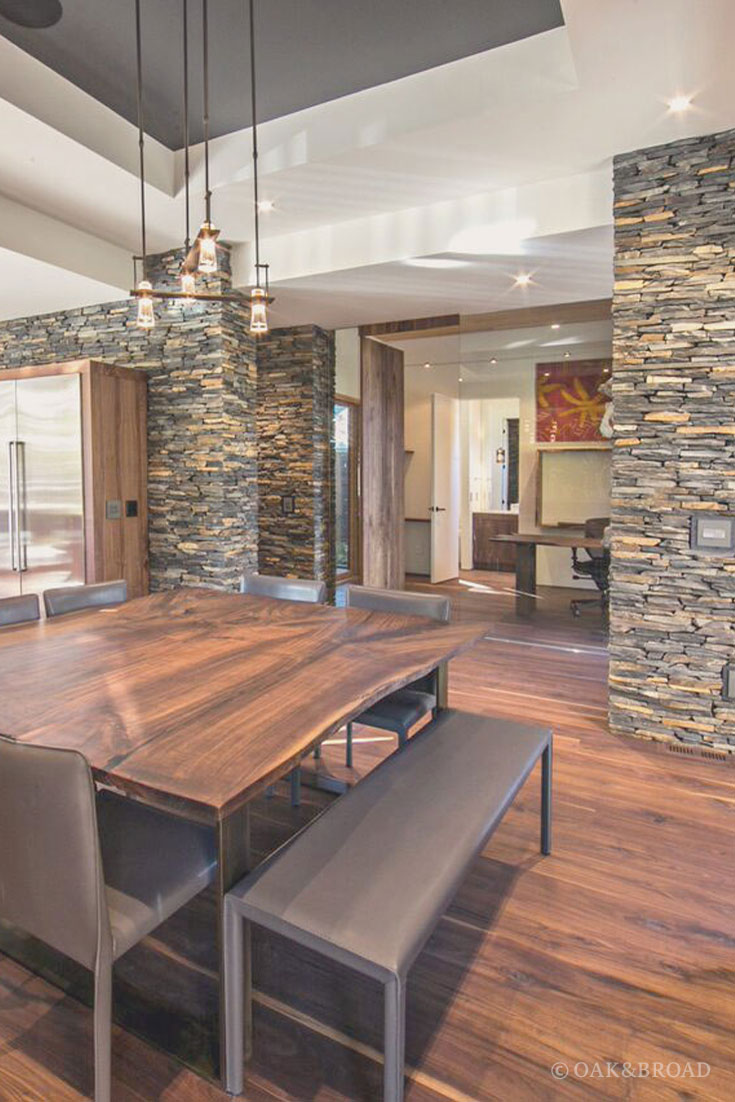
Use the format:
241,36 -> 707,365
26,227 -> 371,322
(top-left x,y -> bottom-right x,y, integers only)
357,299 -> 611,342
358,315 -> 460,340
360,338 -> 405,588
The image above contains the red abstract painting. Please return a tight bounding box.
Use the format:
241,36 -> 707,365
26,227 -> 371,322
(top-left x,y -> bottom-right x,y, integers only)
536,360 -> 611,443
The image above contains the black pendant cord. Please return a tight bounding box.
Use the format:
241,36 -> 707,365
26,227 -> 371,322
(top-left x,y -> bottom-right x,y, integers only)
183,0 -> 191,250
135,0 -> 147,278
202,0 -> 212,225
249,0 -> 261,279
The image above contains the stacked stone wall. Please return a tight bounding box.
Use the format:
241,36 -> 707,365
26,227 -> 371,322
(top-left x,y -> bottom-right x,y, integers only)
611,129 -> 735,750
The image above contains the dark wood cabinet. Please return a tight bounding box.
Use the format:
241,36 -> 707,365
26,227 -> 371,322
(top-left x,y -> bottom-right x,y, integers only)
472,512 -> 518,571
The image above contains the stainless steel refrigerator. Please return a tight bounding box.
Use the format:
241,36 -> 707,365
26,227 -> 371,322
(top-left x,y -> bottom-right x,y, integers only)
0,373 -> 85,600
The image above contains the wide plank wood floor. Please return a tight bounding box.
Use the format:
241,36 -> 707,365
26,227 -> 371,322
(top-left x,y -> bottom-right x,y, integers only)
1,572 -> 734,1101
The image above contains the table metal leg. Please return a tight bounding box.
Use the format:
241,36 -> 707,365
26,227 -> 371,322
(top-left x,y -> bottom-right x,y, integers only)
217,804 -> 252,1080
515,543 -> 537,618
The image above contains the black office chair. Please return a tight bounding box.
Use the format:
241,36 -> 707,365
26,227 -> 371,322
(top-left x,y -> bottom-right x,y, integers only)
570,517 -> 610,617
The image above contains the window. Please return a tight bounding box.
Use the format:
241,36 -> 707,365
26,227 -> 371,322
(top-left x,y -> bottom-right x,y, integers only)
333,399 -> 360,580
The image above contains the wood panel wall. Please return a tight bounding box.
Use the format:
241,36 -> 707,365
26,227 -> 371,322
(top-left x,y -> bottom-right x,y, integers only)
360,338 -> 405,588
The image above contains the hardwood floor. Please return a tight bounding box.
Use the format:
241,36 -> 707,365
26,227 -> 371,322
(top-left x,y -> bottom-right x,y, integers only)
2,572 -> 734,1100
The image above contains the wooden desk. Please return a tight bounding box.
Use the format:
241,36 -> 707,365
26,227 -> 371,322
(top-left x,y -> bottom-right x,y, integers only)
0,588 -> 485,1083
490,532 -> 604,616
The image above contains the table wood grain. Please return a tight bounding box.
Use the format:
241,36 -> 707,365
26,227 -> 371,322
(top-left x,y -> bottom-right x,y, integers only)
0,588 -> 486,823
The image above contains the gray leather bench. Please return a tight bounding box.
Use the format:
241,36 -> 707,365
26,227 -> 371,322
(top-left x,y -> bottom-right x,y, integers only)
223,709 -> 552,1101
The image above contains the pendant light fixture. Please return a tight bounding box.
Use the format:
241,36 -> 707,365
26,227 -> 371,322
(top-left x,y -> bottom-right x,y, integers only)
180,0 -> 197,298
134,0 -> 154,330
195,0 -> 220,274
248,0 -> 271,336
131,0 -> 266,322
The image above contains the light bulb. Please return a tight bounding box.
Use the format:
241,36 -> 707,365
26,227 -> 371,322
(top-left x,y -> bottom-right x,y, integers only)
181,272 -> 196,299
136,280 -> 155,330
249,286 -> 269,335
197,223 -> 218,273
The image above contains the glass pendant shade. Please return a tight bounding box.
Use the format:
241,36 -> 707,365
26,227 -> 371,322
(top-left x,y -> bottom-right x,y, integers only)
249,286 -> 268,335
181,271 -> 196,298
197,224 -> 218,273
136,280 -> 155,329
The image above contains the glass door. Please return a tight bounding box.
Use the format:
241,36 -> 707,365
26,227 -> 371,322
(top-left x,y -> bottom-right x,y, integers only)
334,398 -> 360,582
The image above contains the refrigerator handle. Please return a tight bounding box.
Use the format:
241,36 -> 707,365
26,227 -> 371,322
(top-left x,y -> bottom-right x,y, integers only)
8,441 -> 18,572
16,440 -> 26,572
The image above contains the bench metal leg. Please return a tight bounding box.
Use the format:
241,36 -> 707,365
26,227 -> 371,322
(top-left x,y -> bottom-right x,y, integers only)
224,901 -> 250,1096
541,738 -> 552,856
346,722 -> 353,768
383,973 -> 406,1102
290,765 -> 301,807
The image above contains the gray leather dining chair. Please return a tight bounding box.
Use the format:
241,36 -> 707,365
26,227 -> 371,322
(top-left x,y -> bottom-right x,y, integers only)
240,572 -> 327,604
240,572 -> 327,805
43,580 -> 128,618
0,736 -> 216,1102
343,585 -> 451,767
0,593 -> 40,627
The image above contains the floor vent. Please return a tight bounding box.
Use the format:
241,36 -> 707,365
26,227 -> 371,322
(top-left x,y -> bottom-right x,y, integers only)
666,743 -> 730,763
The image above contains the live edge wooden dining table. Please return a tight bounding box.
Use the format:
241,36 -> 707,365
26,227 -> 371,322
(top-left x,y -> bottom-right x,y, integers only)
0,587 -> 485,1086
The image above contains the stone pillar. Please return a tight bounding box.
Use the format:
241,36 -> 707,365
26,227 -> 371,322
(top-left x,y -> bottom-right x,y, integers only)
610,128 -> 735,752
0,246 -> 258,591
256,325 -> 336,596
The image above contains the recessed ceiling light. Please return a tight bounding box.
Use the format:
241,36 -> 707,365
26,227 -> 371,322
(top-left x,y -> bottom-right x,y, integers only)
405,258 -> 469,269
514,273 -> 532,288
667,94 -> 692,113
490,357 -> 498,365
423,362 -> 431,369
564,351 -> 571,359
550,323 -> 560,329
458,376 -> 463,383
257,199 -> 275,212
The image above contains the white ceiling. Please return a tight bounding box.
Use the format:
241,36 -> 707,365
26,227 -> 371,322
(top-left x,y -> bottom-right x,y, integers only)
0,245 -> 124,320
266,226 -> 613,330
1,0 -> 735,325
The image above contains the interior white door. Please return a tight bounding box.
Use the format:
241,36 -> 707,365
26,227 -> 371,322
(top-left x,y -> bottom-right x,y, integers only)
430,393 -> 460,583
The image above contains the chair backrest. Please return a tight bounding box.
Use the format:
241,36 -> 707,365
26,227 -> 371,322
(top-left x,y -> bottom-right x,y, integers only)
0,738 -> 111,970
240,573 -> 327,604
43,580 -> 128,619
0,593 -> 40,628
584,517 -> 610,560
345,584 -> 450,623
